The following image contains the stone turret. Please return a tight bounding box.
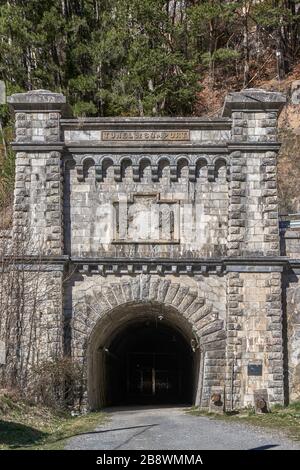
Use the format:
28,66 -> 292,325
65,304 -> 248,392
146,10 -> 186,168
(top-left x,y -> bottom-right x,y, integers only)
7,90 -> 69,255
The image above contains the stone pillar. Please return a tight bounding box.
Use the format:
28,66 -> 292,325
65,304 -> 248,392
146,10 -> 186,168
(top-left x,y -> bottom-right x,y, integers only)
5,91 -> 69,388
223,89 -> 286,409
225,272 -> 244,410
8,90 -> 68,255
223,88 -> 286,257
227,151 -> 246,257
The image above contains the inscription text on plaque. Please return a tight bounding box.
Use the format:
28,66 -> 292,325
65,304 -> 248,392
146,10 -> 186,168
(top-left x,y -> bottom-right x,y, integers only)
102,130 -> 190,141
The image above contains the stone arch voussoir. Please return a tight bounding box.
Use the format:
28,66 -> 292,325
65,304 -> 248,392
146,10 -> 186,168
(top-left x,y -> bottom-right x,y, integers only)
72,275 -> 227,409
73,275 -> 226,355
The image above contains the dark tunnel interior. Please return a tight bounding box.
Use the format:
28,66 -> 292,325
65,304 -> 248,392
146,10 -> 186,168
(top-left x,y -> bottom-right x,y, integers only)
104,320 -> 195,406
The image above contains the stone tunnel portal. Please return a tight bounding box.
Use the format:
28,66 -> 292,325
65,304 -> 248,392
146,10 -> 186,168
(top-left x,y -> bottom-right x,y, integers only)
87,303 -> 201,409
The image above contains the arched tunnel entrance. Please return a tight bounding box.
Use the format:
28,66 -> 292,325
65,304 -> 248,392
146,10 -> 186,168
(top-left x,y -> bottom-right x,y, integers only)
107,321 -> 193,405
87,302 -> 201,409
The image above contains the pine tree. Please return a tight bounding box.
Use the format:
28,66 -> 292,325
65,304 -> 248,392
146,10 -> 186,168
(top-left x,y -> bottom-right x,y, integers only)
0,0 -> 300,118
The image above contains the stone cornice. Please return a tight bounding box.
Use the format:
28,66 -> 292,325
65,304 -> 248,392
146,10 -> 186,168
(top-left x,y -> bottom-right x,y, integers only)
2,255 -> 291,264
3,255 -> 295,274
2,255 -> 69,264
61,117 -> 232,130
64,144 -> 230,154
227,142 -> 282,152
70,256 -> 289,275
10,141 -> 282,154
288,259 -> 300,267
64,142 -> 281,154
11,142 -> 65,152
222,88 -> 286,117
7,90 -> 71,116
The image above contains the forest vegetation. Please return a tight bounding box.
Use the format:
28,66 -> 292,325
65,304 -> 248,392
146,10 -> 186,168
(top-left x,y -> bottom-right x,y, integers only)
1,0 -> 300,214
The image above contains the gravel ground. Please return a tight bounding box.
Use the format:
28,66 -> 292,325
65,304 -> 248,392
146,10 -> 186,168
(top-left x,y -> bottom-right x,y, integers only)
65,406 -> 300,450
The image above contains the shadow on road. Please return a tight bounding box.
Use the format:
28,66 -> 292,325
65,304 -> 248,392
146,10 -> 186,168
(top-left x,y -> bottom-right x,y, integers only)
103,404 -> 189,414
58,423 -> 160,447
66,423 -> 159,437
247,444 -> 279,451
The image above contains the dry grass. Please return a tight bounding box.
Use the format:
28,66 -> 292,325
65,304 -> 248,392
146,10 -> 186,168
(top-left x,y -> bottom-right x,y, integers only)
187,402 -> 300,442
0,391 -> 107,450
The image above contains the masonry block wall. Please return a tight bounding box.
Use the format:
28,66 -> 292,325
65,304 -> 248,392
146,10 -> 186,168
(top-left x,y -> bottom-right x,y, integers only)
280,228 -> 300,401
0,267 -> 63,387
9,91 -> 66,255
5,87 -> 300,409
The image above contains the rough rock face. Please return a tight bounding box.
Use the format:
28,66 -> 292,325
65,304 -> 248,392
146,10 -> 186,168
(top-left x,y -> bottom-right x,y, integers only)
1,87 -> 300,409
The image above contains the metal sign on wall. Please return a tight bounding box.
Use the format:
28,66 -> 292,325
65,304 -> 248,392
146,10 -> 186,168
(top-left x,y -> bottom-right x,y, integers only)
248,363 -> 262,376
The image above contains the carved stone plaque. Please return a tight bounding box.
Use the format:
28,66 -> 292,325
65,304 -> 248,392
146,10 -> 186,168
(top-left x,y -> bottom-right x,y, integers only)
102,130 -> 190,141
113,194 -> 180,243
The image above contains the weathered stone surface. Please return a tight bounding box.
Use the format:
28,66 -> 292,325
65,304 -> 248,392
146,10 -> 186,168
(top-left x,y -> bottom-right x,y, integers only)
2,87 -> 298,412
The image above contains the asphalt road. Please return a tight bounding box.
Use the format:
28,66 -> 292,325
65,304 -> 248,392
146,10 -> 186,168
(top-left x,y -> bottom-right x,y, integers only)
65,406 -> 300,450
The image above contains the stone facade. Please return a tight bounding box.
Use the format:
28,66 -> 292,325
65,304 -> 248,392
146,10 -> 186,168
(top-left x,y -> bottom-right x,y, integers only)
2,87 -> 300,410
